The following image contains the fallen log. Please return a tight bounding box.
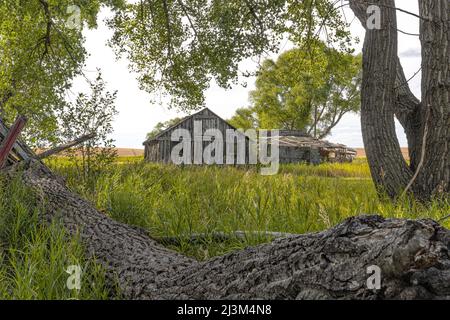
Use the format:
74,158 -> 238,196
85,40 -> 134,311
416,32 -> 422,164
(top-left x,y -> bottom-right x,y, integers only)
6,160 -> 450,300
157,231 -> 297,246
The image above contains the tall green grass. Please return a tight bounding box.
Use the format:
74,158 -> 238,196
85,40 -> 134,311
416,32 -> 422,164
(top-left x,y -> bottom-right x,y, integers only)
0,176 -> 113,299
2,158 -> 447,297
279,158 -> 371,178
49,159 -> 450,260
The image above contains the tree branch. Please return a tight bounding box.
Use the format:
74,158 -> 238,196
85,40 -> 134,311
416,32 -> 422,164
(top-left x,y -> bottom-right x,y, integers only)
162,0 -> 173,59
36,133 -> 96,160
318,109 -> 347,139
176,0 -> 201,44
39,0 -> 52,61
401,106 -> 430,198
243,0 -> 264,35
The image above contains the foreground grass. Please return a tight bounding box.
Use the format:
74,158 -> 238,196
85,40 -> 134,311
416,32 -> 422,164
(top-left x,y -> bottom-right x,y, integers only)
0,177 -> 113,299
50,159 -> 450,260
1,158 -> 448,299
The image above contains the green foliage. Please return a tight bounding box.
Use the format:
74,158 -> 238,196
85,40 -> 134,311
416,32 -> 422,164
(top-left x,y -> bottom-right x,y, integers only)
146,116 -> 185,140
0,1 -> 356,142
0,0 -> 356,144
0,0 -> 124,145
50,159 -> 450,261
0,176 -> 112,299
227,107 -> 259,130
230,41 -> 361,137
58,71 -> 118,189
109,0 -> 354,111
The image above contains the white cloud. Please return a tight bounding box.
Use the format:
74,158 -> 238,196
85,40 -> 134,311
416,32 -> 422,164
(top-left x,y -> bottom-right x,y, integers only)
400,48 -> 421,58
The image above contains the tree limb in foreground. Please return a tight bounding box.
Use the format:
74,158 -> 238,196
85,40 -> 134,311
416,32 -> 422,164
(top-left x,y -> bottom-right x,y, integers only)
6,160 -> 450,300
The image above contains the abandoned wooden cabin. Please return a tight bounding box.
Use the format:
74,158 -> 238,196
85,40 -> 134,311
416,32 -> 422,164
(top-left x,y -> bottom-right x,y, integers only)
143,108 -> 250,164
267,131 -> 357,164
143,108 -> 357,165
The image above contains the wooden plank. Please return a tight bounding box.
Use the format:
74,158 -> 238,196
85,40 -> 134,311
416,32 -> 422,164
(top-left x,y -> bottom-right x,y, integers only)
192,115 -> 219,120
0,116 -> 27,168
0,119 -> 32,161
36,133 -> 96,160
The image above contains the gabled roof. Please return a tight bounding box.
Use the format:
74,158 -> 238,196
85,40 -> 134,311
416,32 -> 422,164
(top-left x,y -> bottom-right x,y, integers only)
143,108 -> 243,145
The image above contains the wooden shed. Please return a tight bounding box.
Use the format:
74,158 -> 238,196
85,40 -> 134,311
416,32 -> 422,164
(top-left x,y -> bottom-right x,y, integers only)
267,131 -> 357,164
143,108 -> 250,164
143,109 -> 356,165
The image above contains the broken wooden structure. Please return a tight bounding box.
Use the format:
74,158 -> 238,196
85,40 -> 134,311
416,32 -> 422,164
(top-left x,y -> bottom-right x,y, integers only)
0,116 -> 34,168
0,116 -> 96,166
35,133 -> 96,160
269,131 -> 357,164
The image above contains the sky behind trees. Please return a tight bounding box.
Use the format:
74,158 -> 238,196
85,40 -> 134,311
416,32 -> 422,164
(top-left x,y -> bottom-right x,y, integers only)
73,0 -> 421,148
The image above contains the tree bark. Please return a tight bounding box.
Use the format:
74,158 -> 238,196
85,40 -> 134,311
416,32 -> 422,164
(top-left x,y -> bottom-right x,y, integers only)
414,0 -> 450,198
350,0 -> 413,198
7,160 -> 450,299
394,59 -> 422,171
349,0 -> 450,200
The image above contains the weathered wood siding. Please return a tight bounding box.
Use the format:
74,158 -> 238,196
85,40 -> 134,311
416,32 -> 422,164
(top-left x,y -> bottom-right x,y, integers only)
278,146 -> 320,164
144,108 -> 249,164
144,110 -> 351,165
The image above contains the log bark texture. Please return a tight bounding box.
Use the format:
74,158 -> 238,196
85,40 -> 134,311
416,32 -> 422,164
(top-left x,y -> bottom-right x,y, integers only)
9,160 -> 450,300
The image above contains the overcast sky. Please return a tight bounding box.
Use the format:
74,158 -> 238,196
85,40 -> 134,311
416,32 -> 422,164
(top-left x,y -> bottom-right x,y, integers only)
72,0 -> 421,149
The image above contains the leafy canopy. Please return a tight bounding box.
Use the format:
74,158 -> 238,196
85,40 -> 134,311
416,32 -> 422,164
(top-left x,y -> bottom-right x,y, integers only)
228,107 -> 259,131
0,0 -> 124,145
0,0 -> 355,145
109,0 -> 354,111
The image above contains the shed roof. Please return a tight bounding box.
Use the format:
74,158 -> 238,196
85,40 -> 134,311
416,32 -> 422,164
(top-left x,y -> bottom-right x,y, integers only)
263,135 -> 357,154
143,108 -> 245,145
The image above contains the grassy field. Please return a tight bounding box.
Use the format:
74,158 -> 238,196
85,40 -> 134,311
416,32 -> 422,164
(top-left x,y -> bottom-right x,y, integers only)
0,157 -> 448,299
52,158 -> 450,259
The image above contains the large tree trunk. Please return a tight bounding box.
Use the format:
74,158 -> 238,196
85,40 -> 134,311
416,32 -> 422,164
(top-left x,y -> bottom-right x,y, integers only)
351,0 -> 413,198
349,0 -> 450,200
415,0 -> 450,197
7,160 -> 450,299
